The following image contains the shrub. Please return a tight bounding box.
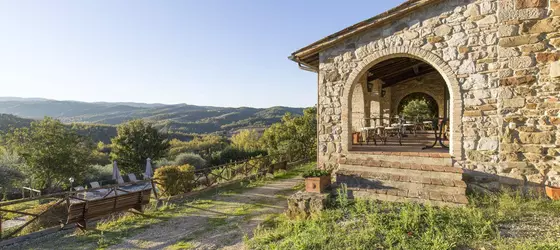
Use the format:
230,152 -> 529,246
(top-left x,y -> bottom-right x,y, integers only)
174,153 -> 207,169
153,164 -> 195,196
302,169 -> 330,178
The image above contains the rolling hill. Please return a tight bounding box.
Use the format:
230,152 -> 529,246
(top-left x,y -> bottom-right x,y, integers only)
0,98 -> 306,142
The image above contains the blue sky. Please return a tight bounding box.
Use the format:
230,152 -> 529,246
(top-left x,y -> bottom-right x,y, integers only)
0,0 -> 404,108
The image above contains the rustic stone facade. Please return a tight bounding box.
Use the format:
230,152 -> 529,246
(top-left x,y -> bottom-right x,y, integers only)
315,0 -> 560,189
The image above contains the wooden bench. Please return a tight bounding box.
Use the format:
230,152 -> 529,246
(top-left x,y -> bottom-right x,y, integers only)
66,189 -> 152,230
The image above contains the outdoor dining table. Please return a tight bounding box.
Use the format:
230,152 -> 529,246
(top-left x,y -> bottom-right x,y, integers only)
422,118 -> 449,150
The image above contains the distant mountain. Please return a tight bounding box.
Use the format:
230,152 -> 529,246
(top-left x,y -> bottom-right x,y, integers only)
0,97 -> 306,138
0,97 -> 51,102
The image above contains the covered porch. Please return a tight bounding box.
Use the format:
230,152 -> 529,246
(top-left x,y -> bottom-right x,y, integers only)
349,56 -> 451,155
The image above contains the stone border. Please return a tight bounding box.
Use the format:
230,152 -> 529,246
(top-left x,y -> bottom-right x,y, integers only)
341,47 -> 463,159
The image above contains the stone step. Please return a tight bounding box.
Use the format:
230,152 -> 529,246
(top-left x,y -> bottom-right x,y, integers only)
343,153 -> 453,166
337,167 -> 466,192
338,163 -> 463,181
335,164 -> 468,206
346,188 -> 468,207
340,156 -> 459,170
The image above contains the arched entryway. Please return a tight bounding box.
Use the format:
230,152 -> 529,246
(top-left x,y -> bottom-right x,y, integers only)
341,47 -> 462,158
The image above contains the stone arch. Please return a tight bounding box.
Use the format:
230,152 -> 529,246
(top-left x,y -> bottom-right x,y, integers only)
341,47 -> 463,158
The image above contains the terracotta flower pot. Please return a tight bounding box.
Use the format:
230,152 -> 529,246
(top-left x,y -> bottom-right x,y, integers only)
545,186 -> 560,200
305,175 -> 331,193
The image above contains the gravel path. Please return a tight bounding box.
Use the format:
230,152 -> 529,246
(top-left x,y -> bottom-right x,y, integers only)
8,175 -> 303,250
111,177 -> 302,249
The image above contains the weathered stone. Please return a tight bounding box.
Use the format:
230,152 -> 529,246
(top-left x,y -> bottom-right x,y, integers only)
464,110 -> 483,117
515,0 -> 548,9
499,75 -> 536,86
326,71 -> 340,82
478,137 -> 499,151
518,132 -> 555,144
536,52 -> 560,63
463,74 -> 487,90
477,15 -> 497,25
434,24 -> 452,37
458,46 -> 470,54
402,30 -> 419,40
509,56 -> 535,69
520,43 -> 546,53
503,97 -> 526,108
499,47 -> 521,57
550,37 -> 560,49
467,150 -> 493,162
522,17 -> 560,34
427,36 -> 444,44
498,25 -> 519,37
464,4 -> 480,17
498,34 -> 541,47
553,0 -> 560,16
551,61 -> 560,78
458,60 -> 476,74
287,191 -> 329,219
447,32 -> 467,46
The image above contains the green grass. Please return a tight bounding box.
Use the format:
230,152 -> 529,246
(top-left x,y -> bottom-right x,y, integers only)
167,240 -> 195,250
1,199 -> 57,220
246,186 -> 560,250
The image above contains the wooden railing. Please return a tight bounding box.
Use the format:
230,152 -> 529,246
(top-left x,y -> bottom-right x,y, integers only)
154,151 -> 309,197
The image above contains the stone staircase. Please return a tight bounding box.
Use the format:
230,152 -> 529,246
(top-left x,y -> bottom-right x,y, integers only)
336,154 -> 468,207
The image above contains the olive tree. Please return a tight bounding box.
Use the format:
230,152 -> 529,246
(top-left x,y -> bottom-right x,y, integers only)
110,120 -> 170,173
3,117 -> 95,189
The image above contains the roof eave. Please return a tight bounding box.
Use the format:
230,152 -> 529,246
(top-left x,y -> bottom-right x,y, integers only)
290,0 -> 442,64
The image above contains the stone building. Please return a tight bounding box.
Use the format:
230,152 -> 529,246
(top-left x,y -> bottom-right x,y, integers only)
290,0 -> 560,205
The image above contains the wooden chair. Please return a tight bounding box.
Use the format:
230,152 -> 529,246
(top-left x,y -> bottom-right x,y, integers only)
128,173 -> 139,183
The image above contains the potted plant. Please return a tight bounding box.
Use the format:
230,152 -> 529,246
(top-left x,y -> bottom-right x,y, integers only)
545,179 -> 560,201
303,169 -> 331,193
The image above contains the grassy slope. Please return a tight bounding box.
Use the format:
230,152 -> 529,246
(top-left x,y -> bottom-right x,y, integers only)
246,188 -> 560,250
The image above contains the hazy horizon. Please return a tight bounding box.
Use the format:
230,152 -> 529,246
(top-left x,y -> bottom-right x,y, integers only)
0,95 -> 310,108
0,0 -> 405,108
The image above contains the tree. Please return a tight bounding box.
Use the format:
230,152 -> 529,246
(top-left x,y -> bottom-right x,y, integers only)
110,120 -> 170,174
259,107 -> 317,159
2,117 -> 95,189
231,129 -> 261,151
401,99 -> 434,121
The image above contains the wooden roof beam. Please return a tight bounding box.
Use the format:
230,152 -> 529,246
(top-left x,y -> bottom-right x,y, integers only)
381,68 -> 437,89
367,62 -> 426,82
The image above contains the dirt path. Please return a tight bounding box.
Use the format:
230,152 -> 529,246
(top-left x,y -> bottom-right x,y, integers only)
9,175 -> 303,250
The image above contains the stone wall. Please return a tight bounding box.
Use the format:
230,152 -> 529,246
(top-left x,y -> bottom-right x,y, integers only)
316,0 -> 560,189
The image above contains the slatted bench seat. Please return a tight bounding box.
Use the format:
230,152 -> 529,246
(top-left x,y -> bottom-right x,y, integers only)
66,189 -> 152,229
